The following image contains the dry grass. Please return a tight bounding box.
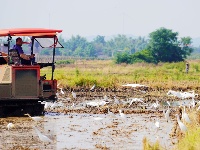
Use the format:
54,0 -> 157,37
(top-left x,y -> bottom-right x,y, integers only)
143,137 -> 163,150
41,60 -> 200,89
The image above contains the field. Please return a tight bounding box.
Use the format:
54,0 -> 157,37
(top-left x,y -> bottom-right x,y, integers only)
42,59 -> 200,150
1,60 -> 200,150
41,59 -> 200,93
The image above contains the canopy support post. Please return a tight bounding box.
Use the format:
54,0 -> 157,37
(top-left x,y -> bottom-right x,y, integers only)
51,36 -> 56,80
7,34 -> 12,65
31,37 -> 34,55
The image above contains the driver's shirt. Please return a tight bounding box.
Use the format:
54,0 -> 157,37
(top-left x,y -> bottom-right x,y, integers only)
13,44 -> 24,54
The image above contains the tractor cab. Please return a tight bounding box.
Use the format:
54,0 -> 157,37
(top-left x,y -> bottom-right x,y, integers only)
0,28 -> 64,117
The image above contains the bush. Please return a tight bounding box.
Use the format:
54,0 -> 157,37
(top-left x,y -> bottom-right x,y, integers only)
56,59 -> 74,65
114,52 -> 132,64
114,49 -> 155,64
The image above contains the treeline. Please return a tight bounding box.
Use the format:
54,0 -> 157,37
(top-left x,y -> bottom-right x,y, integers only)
41,28 -> 194,64
115,28 -> 194,64
6,27 -> 194,64
40,34 -> 148,60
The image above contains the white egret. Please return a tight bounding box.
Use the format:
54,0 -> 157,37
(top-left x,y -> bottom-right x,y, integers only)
103,95 -> 108,101
122,83 -> 146,87
71,103 -> 75,109
114,96 -> 119,104
166,101 -> 171,107
182,90 -> 198,99
33,126 -> 52,143
86,100 -> 109,107
59,88 -> 65,95
155,121 -> 159,128
189,98 -> 196,108
24,113 -> 43,122
98,100 -> 109,106
90,84 -> 96,91
150,100 -> 160,109
176,114 -> 187,132
44,101 -> 53,109
86,101 -> 100,107
119,109 -> 127,120
107,107 -> 116,118
167,90 -> 184,99
93,117 -> 103,121
93,117 -> 104,125
50,101 -> 64,110
155,118 -> 160,129
72,91 -> 76,99
182,106 -> 191,123
197,105 -> 200,111
128,98 -> 144,107
7,123 -> 15,130
163,107 -> 170,122
168,90 -> 198,99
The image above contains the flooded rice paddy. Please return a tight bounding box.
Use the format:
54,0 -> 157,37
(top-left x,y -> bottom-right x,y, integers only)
1,86 -> 197,150
0,112 -> 175,150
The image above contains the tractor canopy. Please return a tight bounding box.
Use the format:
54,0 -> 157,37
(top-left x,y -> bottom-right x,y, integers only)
0,28 -> 64,80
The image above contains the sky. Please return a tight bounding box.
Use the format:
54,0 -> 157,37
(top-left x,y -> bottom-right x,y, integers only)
1,0 -> 200,39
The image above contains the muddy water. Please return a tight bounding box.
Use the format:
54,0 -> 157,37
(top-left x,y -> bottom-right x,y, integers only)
0,112 -> 175,150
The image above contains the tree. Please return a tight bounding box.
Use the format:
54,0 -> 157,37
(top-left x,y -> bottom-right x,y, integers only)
93,35 -> 106,45
85,44 -> 96,57
180,37 -> 193,57
64,35 -> 90,57
132,49 -> 155,63
147,27 -> 193,63
65,35 -> 88,52
114,52 -> 132,64
92,35 -> 105,56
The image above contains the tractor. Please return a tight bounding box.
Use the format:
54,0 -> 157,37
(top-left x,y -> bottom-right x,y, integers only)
0,28 -> 63,117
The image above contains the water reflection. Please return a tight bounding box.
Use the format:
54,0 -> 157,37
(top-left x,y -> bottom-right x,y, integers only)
43,113 -> 174,150
0,112 -> 175,150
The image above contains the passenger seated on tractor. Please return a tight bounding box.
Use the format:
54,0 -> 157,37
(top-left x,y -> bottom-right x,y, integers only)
13,37 -> 35,65
0,52 -> 8,65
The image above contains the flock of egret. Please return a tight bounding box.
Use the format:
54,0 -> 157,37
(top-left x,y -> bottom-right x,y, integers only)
167,90 -> 198,99
47,87 -> 198,135
5,87 -> 199,148
73,88 -> 198,130
165,90 -> 198,133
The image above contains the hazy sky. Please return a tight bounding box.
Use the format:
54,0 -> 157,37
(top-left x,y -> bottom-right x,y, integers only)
1,0 -> 200,38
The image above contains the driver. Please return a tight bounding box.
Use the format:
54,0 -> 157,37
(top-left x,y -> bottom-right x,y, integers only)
13,37 -> 35,65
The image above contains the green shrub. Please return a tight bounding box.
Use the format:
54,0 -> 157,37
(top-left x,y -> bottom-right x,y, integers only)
56,59 -> 74,65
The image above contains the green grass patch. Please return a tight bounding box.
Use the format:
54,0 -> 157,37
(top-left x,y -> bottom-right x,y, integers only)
56,59 -> 75,65
40,60 -> 200,88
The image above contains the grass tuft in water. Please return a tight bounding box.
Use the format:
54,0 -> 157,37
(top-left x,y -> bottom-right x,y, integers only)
143,137 -> 163,150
